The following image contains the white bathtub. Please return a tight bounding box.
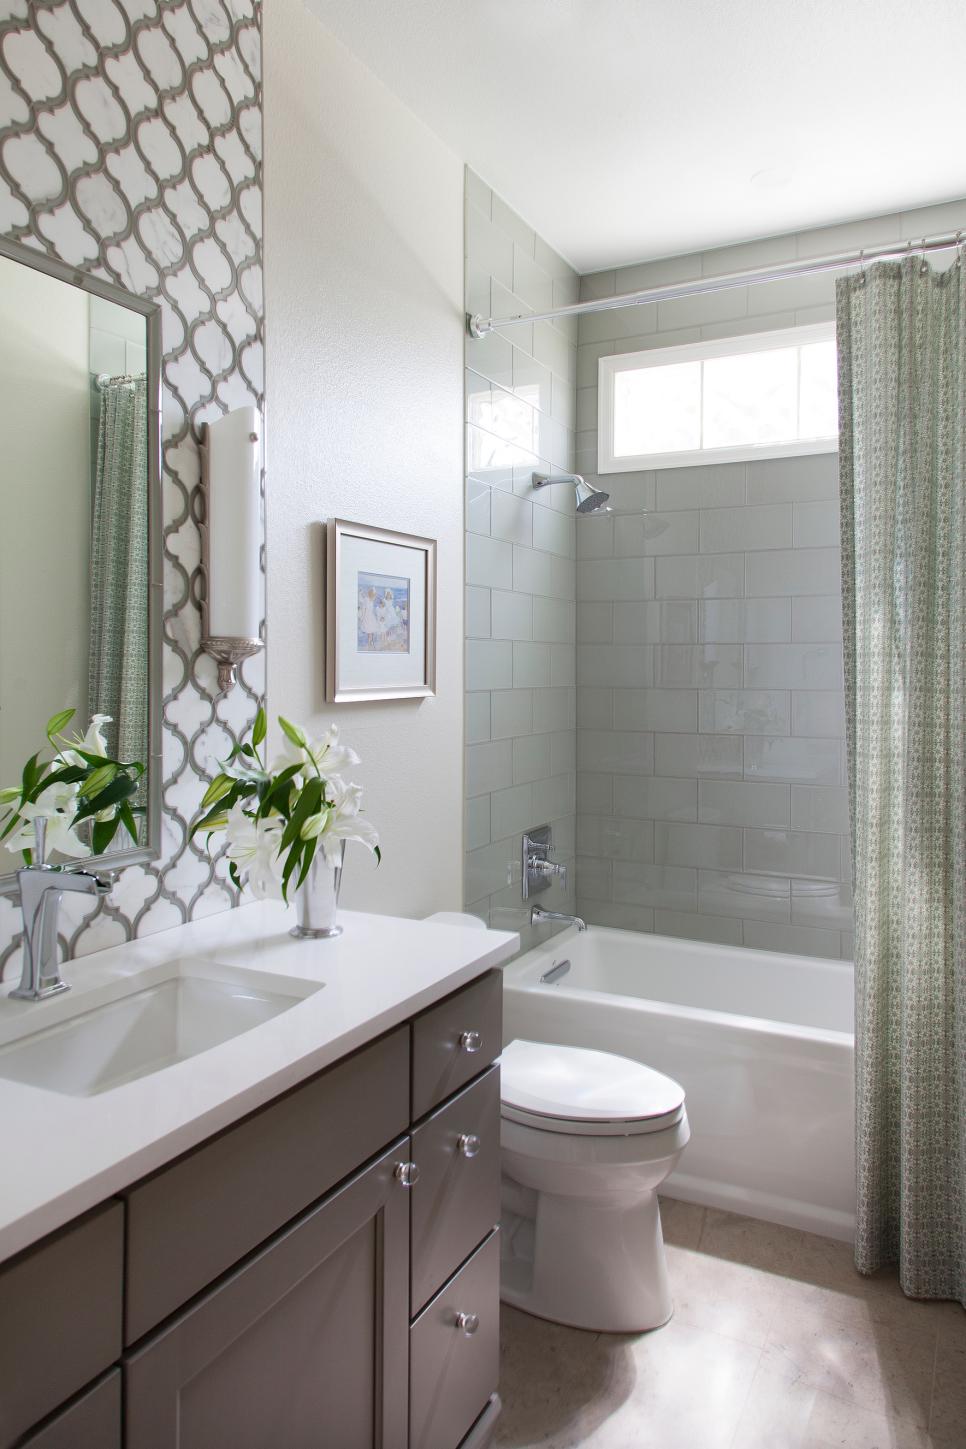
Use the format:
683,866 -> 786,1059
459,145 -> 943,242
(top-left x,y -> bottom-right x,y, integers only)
502,925 -> 855,1241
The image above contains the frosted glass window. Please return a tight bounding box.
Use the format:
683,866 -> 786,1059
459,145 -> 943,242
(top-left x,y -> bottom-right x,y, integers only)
613,361 -> 700,457
599,323 -> 838,472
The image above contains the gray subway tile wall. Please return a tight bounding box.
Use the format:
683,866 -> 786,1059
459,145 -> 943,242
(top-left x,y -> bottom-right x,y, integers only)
464,169 -> 578,944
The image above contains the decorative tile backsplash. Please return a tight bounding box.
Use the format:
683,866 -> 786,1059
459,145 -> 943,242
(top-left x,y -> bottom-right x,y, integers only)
0,0 -> 264,974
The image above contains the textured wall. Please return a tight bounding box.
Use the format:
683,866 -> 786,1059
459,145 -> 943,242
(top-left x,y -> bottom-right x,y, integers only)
0,0 -> 264,973
463,168 -> 579,949
263,0 -> 465,919
573,198 -> 966,960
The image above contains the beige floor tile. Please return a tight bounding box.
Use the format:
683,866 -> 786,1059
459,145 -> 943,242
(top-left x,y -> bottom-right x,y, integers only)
761,1303 -> 936,1428
928,1316 -> 966,1449
805,1389 -> 933,1449
666,1242 -> 781,1348
658,1194 -> 705,1249
700,1207 -> 816,1278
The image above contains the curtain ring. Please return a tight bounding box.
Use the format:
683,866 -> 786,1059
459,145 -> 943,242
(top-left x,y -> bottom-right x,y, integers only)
920,237 -> 929,275
956,231 -> 964,269
857,247 -> 866,286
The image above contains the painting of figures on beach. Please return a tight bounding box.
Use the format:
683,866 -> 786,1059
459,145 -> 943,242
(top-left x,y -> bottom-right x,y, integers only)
357,572 -> 411,653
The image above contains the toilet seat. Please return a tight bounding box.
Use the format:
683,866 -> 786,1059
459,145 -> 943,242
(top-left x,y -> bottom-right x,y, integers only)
500,1039 -> 686,1137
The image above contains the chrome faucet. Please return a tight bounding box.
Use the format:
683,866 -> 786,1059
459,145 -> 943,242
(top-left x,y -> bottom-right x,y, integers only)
531,904 -> 587,932
11,819 -> 111,1001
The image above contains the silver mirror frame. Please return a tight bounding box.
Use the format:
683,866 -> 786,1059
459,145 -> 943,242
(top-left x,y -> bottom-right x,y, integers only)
0,234 -> 164,893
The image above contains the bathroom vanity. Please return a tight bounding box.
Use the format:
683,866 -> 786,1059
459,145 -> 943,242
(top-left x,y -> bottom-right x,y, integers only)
0,905 -> 516,1449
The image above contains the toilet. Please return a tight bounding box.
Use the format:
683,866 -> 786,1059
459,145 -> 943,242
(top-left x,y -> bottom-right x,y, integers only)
499,1039 -> 689,1333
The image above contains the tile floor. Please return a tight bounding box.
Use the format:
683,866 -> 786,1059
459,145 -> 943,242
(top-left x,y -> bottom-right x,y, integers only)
495,1199 -> 966,1449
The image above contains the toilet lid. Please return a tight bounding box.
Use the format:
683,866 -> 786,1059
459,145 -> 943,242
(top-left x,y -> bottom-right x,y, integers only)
500,1039 -> 686,1135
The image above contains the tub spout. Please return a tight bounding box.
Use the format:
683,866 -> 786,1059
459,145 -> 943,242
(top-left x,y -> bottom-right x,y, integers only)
531,905 -> 586,932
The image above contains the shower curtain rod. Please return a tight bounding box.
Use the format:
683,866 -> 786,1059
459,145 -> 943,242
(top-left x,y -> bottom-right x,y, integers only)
466,229 -> 965,338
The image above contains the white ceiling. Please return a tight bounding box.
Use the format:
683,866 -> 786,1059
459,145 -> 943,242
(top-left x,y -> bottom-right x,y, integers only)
304,0 -> 966,273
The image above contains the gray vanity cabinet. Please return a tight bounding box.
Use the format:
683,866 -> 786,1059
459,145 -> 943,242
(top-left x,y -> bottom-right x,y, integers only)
125,1140 -> 410,1449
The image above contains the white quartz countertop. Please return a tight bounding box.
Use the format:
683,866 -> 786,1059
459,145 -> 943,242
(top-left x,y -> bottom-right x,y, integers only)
0,902 -> 518,1263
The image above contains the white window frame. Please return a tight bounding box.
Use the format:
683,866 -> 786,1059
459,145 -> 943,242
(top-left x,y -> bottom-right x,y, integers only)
597,321 -> 838,473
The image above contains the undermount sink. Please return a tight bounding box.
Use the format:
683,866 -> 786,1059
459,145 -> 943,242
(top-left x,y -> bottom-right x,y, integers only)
0,963 -> 322,1098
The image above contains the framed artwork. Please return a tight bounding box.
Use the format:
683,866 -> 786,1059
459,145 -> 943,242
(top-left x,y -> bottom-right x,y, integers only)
325,518 -> 437,702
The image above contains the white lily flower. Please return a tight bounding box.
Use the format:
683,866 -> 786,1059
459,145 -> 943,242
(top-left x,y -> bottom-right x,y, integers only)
59,714 -> 113,769
224,802 -> 284,900
3,780 -> 91,860
311,779 -> 380,867
270,723 -> 361,782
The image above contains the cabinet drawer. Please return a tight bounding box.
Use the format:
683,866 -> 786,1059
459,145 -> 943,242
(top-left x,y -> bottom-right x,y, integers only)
410,1230 -> 500,1449
0,1202 -> 123,1449
125,1025 -> 409,1343
411,1065 -> 501,1313
15,1371 -> 120,1449
412,971 -> 502,1119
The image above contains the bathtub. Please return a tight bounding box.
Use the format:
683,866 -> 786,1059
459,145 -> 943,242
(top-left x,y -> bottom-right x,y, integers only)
501,925 -> 855,1241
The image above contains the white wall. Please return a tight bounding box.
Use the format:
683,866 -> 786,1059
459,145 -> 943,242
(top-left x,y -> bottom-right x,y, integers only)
0,259 -> 90,787
263,0 -> 465,917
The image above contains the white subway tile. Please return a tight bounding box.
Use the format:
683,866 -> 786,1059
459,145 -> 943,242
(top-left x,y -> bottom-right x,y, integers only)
466,692 -> 491,746
491,689 -> 532,740
465,328 -> 513,389
533,595 -> 575,643
532,319 -> 574,379
577,686 -> 613,730
655,554 -> 744,599
791,878 -> 854,931
747,828 -> 839,880
744,642 -> 844,690
613,863 -> 698,912
579,556 -> 655,600
576,386 -> 598,432
465,794 -> 490,851
550,644 -> 575,687
746,271 -> 834,314
490,192 -> 535,256
615,776 -> 697,822
614,688 -> 697,732
576,856 -> 613,901
550,555 -> 577,600
702,233 -> 798,277
578,730 -> 654,776
465,840 -> 514,904
490,278 -> 534,354
490,589 -> 532,640
466,639 -> 512,692
746,453 -> 838,504
699,779 -> 789,828
656,463 -> 745,511
512,545 -> 553,596
466,532 -> 513,590
654,821 -> 742,870
466,478 -> 491,537
577,601 -> 614,643
490,486 -> 533,549
533,234 -> 574,282
616,511 -> 700,558
797,214 -> 903,258
742,920 -> 842,959
531,772 -> 575,822
465,586 -> 490,639
655,733 -> 742,780
550,730 -> 576,776
513,641 -> 551,688
746,548 -> 841,597
698,870 -> 790,922
700,503 -> 792,554
579,270 -> 618,301
577,339 -> 615,388
533,502 -> 575,558
512,348 -> 552,416
578,772 -> 614,815
464,167 -> 491,218
744,736 -> 840,786
614,601 -> 697,645
791,596 -> 843,642
551,372 -> 576,429
577,815 -> 654,862
577,643 -> 652,688
790,785 -> 850,834
657,287 -> 747,331
655,644 -> 742,688
509,734 -> 549,790
579,304 -> 657,344
653,908 -> 742,946
790,690 -> 846,738
576,512 -> 614,559
699,599 -> 791,643
465,739 -> 512,798
793,500 -> 840,548
700,689 -> 790,735
512,245 -> 552,312
580,901 -> 656,933
532,686 -> 575,733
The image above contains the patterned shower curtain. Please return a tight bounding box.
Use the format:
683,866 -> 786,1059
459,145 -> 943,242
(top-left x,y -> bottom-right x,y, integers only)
89,375 -> 149,783
837,256 -> 966,1304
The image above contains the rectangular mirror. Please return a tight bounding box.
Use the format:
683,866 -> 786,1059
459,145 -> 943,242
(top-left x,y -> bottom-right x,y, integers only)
0,236 -> 162,887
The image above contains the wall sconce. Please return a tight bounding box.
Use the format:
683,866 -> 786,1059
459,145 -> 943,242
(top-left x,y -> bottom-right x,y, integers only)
199,406 -> 264,693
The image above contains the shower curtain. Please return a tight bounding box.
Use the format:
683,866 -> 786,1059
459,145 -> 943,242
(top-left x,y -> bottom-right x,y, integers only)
837,256 -> 966,1304
88,374 -> 149,784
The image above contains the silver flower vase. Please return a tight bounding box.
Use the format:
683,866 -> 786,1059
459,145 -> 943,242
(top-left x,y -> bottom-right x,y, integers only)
290,842 -> 345,939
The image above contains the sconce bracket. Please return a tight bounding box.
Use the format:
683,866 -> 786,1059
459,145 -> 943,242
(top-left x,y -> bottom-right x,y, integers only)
198,421 -> 264,697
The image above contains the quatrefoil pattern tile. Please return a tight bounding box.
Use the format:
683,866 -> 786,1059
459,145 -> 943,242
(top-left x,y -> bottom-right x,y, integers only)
0,0 -> 264,974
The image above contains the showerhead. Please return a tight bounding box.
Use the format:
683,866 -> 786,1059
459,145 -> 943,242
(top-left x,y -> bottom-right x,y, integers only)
574,479 -> 611,513
531,471 -> 610,515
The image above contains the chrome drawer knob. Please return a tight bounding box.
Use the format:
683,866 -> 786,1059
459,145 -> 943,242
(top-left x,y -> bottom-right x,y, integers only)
458,1133 -> 481,1159
459,1030 -> 483,1054
394,1161 -> 420,1188
455,1311 -> 480,1336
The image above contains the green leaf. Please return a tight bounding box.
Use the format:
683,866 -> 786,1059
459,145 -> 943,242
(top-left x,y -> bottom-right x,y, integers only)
278,716 -> 307,750
280,838 -> 304,903
92,816 -> 120,855
258,765 -> 301,820
0,786 -> 21,806
279,778 -> 322,855
251,707 -> 267,749
228,860 -> 242,891
191,802 -> 234,837
74,773 -> 137,824
34,766 -> 87,791
119,801 -> 140,845
45,708 -> 75,739
199,773 -> 234,811
295,835 -> 318,890
374,845 -> 382,865
20,752 -> 42,803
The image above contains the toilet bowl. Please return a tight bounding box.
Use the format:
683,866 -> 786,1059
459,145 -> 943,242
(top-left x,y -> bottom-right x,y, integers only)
499,1038 -> 689,1333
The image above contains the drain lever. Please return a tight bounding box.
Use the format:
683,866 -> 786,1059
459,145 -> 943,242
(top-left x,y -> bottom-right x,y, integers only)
540,958 -> 571,985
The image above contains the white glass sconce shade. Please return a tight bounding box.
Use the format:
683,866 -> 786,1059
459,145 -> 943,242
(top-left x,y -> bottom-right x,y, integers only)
200,407 -> 264,693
